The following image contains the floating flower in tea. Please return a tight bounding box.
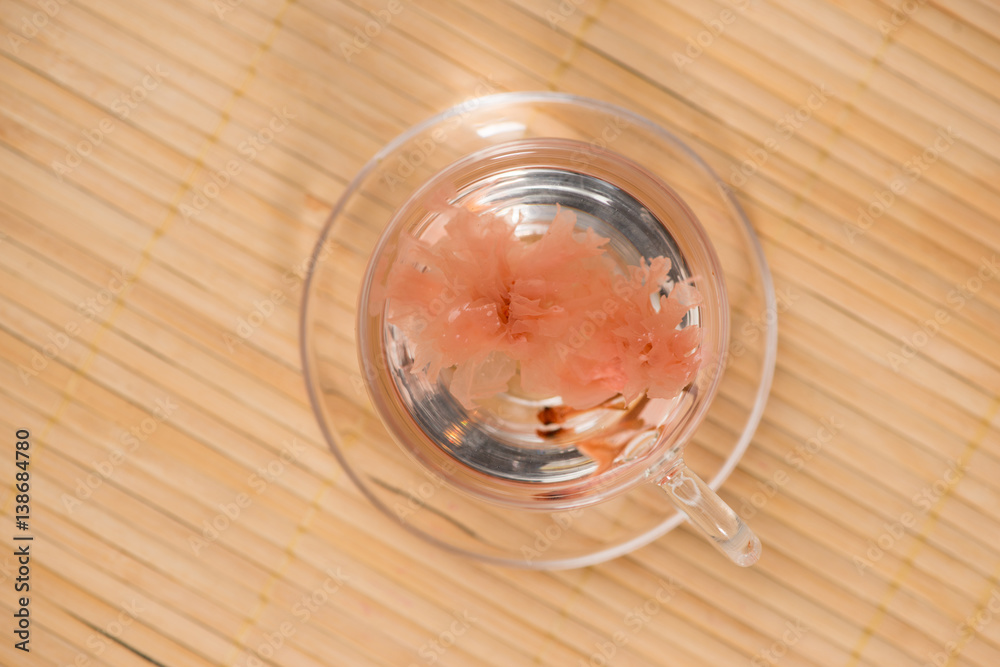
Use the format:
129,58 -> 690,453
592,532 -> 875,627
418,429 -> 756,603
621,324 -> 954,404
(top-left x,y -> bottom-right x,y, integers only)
380,203 -> 703,410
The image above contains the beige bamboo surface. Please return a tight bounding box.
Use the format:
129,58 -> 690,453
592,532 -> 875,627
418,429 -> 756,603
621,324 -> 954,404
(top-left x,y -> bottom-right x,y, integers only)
1,0 -> 999,665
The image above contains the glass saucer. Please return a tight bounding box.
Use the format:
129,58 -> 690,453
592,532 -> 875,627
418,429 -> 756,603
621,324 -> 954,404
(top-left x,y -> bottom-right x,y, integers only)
300,92 -> 776,569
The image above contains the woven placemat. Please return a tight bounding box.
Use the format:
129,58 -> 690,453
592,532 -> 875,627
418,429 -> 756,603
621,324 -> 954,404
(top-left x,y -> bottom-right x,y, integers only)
1,0 -> 999,665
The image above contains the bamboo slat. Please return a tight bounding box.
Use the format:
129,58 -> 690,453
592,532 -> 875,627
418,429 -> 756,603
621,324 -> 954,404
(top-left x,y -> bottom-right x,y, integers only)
2,0 -> 999,665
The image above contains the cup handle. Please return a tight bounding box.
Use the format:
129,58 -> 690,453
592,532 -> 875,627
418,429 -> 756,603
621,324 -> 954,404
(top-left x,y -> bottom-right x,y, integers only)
655,458 -> 761,567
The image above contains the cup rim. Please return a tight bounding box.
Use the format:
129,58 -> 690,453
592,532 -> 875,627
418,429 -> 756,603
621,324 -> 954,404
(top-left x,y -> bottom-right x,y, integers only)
357,135 -> 733,510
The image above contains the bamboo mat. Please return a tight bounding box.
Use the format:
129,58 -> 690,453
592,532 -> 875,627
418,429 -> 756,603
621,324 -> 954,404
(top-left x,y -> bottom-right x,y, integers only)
1,0 -> 999,665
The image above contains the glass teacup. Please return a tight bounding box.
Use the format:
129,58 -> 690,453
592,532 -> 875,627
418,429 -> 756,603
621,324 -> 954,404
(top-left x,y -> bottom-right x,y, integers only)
301,93 -> 776,568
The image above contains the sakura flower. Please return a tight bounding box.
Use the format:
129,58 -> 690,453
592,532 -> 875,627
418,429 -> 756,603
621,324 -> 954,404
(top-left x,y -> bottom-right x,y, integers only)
614,279 -> 703,403
380,201 -> 703,409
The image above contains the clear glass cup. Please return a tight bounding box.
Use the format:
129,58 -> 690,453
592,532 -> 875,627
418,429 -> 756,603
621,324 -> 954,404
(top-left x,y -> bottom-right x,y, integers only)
301,92 -> 777,569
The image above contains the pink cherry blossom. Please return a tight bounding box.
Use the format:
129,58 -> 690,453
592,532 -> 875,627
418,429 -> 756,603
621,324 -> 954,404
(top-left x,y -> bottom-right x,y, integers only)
381,202 -> 703,409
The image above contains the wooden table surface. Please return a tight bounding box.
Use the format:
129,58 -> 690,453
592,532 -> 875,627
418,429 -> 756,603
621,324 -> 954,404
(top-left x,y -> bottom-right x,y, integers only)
2,0 -> 999,665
